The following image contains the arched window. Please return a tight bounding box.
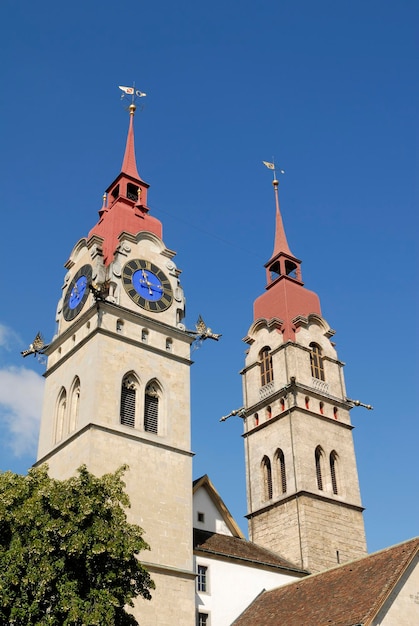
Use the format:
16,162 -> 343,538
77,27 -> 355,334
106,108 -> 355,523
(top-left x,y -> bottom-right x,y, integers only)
69,377 -> 80,434
276,449 -> 287,494
330,451 -> 339,495
120,374 -> 137,428
310,343 -> 325,381
55,387 -> 67,443
144,381 -> 160,434
262,456 -> 273,501
315,446 -> 325,491
260,347 -> 273,387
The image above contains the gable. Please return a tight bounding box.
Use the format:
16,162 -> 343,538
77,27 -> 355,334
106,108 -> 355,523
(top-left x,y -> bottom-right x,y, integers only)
373,552 -> 419,625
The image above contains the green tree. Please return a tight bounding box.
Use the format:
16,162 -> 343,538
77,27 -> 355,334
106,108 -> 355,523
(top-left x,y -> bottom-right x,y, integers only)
0,465 -> 154,625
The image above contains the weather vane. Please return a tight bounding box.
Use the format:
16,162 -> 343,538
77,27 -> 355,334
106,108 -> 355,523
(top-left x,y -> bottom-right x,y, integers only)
263,159 -> 285,181
118,84 -> 147,106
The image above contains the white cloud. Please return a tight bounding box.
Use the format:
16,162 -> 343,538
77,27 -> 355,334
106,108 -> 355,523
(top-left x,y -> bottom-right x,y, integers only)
0,367 -> 44,456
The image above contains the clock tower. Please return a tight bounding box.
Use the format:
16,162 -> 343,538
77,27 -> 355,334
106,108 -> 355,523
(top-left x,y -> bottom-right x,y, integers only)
241,178 -> 367,573
36,103 -> 195,625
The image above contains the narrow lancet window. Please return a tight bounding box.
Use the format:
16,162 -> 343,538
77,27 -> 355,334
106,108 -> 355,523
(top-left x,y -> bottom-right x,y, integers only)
120,374 -> 137,428
315,446 -> 324,491
262,456 -> 273,501
260,347 -> 273,387
330,451 -> 339,494
310,343 -> 325,381
144,381 -> 159,434
276,448 -> 287,494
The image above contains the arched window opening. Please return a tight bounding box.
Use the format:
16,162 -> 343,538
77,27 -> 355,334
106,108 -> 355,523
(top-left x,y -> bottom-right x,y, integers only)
144,381 -> 160,434
315,446 -> 325,491
276,449 -> 287,494
141,329 -> 148,343
55,387 -> 67,443
127,183 -> 139,202
254,413 -> 259,426
305,396 -> 310,409
319,401 -> 324,415
269,261 -> 281,282
111,184 -> 119,200
280,398 -> 285,412
266,405 -> 272,420
310,343 -> 325,381
260,347 -> 273,387
262,456 -> 273,501
333,407 -> 338,420
69,377 -> 80,434
166,338 -> 172,352
120,374 -> 137,428
285,259 -> 297,279
330,451 -> 339,495
116,319 -> 124,333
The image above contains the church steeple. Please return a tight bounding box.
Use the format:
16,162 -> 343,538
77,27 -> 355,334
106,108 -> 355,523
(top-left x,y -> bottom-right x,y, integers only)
88,103 -> 162,264
254,179 -> 321,341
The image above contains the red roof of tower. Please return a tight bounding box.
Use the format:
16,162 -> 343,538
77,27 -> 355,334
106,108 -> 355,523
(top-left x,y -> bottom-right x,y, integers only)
253,179 -> 321,341
88,103 -> 162,264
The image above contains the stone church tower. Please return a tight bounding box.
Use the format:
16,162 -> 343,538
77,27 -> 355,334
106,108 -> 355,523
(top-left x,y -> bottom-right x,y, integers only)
241,178 -> 367,573
36,104 -> 195,624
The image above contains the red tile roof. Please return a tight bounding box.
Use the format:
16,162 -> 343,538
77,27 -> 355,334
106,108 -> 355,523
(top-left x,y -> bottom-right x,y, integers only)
232,537 -> 419,626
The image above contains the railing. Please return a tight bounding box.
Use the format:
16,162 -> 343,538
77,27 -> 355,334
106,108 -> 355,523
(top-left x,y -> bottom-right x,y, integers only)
260,381 -> 275,400
312,378 -> 329,393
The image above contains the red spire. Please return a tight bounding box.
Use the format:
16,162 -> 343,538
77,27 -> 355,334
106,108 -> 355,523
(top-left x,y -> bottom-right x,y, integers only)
121,104 -> 141,180
272,179 -> 293,257
252,178 -> 321,341
88,103 -> 162,264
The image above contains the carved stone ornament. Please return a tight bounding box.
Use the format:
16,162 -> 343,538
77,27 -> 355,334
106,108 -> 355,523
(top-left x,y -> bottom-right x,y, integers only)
113,262 -> 122,277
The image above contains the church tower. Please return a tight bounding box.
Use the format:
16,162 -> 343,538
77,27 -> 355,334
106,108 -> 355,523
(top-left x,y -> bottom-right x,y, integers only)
36,103 -> 195,624
241,177 -> 367,573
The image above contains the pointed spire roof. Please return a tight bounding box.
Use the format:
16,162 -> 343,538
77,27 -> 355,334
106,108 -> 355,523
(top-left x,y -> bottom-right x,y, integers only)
88,104 -> 162,264
121,103 -> 141,180
252,178 -> 321,340
272,179 -> 293,258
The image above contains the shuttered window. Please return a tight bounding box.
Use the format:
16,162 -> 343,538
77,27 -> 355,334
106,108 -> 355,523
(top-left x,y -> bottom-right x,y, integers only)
144,389 -> 158,433
262,456 -> 273,501
315,446 -> 324,490
120,382 -> 136,427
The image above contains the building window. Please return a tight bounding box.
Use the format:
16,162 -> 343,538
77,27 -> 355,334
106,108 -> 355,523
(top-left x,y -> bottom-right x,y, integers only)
333,406 -> 338,420
197,565 -> 208,593
310,343 -> 325,381
141,329 -> 148,343
276,448 -> 287,494
305,396 -> 310,409
116,319 -> 124,333
262,456 -> 273,501
197,512 -> 205,523
319,401 -> 324,414
266,405 -> 272,419
280,398 -> 285,411
197,613 -> 209,626
330,451 -> 339,494
127,182 -> 139,201
69,376 -> 80,434
315,446 -> 325,491
144,381 -> 159,433
166,338 -> 172,351
55,387 -> 67,443
120,374 -> 137,428
254,413 -> 259,426
260,347 -> 273,386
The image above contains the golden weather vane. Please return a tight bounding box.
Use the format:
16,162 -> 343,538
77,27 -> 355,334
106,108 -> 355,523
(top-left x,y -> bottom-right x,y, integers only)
118,84 -> 147,105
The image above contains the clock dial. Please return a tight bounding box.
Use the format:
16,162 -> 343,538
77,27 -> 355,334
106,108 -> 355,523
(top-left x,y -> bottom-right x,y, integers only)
122,259 -> 173,312
63,264 -> 93,321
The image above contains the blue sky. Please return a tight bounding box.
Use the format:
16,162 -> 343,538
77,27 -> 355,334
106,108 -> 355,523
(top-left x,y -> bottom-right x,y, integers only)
1,0 -> 417,554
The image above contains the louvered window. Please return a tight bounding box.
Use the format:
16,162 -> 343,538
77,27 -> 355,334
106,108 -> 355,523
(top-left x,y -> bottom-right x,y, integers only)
144,385 -> 158,434
315,446 -> 324,490
262,456 -> 273,501
120,379 -> 136,427
277,448 -> 287,494
330,451 -> 338,494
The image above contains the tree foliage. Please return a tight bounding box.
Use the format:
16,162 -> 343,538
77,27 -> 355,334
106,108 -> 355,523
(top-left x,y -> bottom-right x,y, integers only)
0,465 -> 154,625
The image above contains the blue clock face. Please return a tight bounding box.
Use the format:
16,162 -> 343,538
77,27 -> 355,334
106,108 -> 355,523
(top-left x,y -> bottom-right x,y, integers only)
132,269 -> 164,301
68,276 -> 88,309
63,264 -> 93,321
122,259 -> 173,312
